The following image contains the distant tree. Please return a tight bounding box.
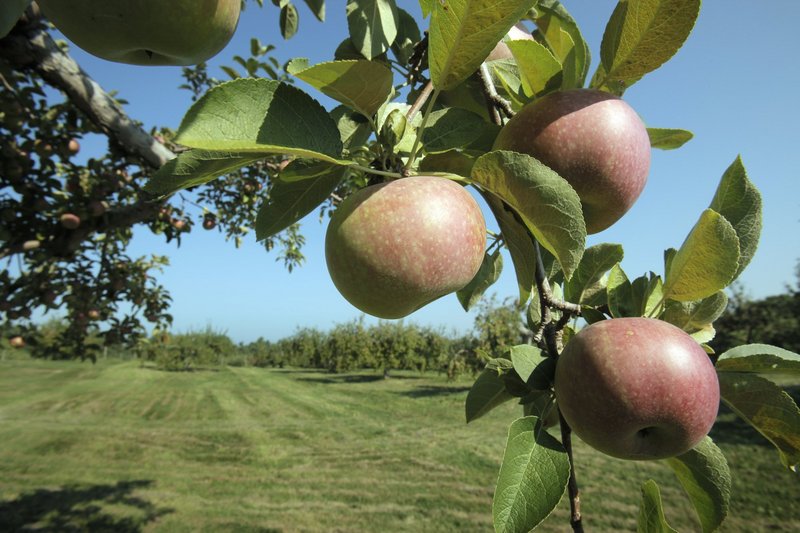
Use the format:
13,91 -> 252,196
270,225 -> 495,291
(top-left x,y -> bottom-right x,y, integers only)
711,265 -> 800,354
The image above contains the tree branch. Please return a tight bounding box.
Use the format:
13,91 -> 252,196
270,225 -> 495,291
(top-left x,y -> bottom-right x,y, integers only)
559,411 -> 584,533
0,11 -> 174,169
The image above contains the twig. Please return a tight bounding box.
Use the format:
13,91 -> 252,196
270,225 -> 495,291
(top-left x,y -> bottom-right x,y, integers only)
559,411 -> 584,533
406,80 -> 434,123
0,13 -> 174,169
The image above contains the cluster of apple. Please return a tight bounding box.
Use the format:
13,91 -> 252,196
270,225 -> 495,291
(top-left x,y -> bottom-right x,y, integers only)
324,53 -> 716,460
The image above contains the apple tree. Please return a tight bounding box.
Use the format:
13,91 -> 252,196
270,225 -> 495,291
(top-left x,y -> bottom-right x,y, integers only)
2,0 -> 800,531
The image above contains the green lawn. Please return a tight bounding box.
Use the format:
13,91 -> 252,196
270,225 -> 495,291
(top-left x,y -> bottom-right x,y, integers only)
0,357 -> 797,532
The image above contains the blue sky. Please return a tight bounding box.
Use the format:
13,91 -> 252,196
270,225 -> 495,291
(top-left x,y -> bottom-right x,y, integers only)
54,1 -> 800,343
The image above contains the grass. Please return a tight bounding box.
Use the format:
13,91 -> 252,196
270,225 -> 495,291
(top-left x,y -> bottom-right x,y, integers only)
0,356 -> 797,532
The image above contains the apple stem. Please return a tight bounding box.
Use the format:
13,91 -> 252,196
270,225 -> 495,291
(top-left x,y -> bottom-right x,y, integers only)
559,410 -> 585,532
348,164 -> 403,180
403,86 -> 441,173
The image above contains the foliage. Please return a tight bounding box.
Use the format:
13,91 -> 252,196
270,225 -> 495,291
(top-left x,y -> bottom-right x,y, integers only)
2,0 -> 799,531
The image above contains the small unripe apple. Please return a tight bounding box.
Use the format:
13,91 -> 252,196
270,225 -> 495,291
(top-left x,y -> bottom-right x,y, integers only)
325,176 -> 486,319
486,23 -> 535,62
555,318 -> 719,460
60,212 -> 81,229
9,336 -> 25,349
37,0 -> 241,66
493,88 -> 651,233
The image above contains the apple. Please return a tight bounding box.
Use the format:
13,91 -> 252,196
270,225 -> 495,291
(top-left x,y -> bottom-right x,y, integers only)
59,212 -> 81,229
555,317 -> 719,460
9,336 -> 25,349
325,176 -> 486,319
67,139 -> 80,155
202,216 -> 216,230
486,23 -> 535,62
36,0 -> 241,66
493,88 -> 651,234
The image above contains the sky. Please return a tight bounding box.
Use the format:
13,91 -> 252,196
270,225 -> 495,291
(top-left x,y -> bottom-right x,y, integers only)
46,1 -> 800,343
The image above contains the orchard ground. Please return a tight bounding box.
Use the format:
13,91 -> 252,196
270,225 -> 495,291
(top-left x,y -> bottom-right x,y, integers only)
0,353 -> 797,532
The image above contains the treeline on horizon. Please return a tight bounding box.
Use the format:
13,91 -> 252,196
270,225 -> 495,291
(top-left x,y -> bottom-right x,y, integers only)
5,271 -> 799,376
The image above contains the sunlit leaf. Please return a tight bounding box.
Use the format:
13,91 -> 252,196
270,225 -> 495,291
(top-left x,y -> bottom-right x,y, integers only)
637,480 -> 678,533
457,249 -> 503,311
716,344 -> 800,375
719,373 -> 800,471
493,416 -> 569,533
346,0 -> 399,59
647,128 -> 694,150
663,209 -> 740,302
293,60 -> 393,118
472,151 -> 586,279
146,151 -> 264,196
428,0 -> 538,90
664,437 -> 730,533
708,156 -> 762,280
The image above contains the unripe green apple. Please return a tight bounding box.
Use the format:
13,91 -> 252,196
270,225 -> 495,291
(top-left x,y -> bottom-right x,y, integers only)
36,0 -> 241,66
555,318 -> 719,460
326,176 -> 486,319
493,88 -> 651,234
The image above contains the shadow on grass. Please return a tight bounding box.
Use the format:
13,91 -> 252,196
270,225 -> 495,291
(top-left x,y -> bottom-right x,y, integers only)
397,385 -> 472,398
0,479 -> 173,532
298,373 -> 424,385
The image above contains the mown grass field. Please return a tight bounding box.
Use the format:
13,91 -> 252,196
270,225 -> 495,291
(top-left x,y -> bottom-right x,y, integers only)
0,356 -> 797,532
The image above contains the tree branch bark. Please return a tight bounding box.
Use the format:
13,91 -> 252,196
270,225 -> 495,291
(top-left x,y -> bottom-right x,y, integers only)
0,12 -> 174,169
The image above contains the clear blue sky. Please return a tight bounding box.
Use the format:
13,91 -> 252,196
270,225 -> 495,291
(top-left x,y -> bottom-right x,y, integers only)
55,1 -> 800,343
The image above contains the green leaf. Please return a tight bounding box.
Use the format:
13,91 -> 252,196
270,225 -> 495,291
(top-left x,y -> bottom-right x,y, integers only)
376,103 -> 421,154
472,151 -> 586,279
489,59 -> 528,109
346,0 -> 399,59
719,373 -> 800,471
421,108 -> 490,154
664,437 -> 731,533
293,60 -> 393,119
465,368 -> 515,423
428,0 -> 538,90
280,3 -> 299,39
379,109 -> 407,150
419,0 -> 434,18
391,8 -> 421,65
457,249 -> 503,311
595,0 -> 701,93
663,209 -> 740,302
716,344 -> 800,375
708,156 -> 762,281
174,79 -> 344,164
637,480 -> 678,533
302,0 -> 325,21
146,151 -> 264,196
564,243 -> 624,304
0,0 -> 28,39
419,150 -> 477,178
483,194 -> 537,304
329,105 -> 372,150
607,263 -> 633,318
663,291 -> 728,334
256,163 -> 344,240
507,40 -> 563,97
509,344 -> 546,384
533,0 -> 591,89
493,416 -> 570,533
647,128 -> 694,150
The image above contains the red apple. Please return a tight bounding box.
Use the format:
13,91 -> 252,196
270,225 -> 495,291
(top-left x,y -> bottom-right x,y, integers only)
325,176 -> 486,319
555,317 -> 720,460
493,88 -> 651,233
202,216 -> 216,230
9,336 -> 25,348
59,212 -> 81,229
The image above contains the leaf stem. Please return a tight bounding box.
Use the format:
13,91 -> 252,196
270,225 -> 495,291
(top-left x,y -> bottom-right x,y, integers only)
348,164 -> 403,180
403,85 -> 440,174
